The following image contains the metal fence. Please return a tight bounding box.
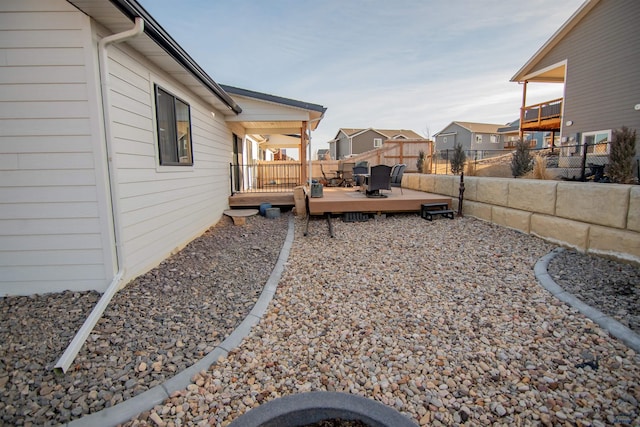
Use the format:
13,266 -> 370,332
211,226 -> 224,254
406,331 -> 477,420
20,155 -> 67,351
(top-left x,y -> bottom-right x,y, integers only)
431,142 -> 617,182
230,162 -> 301,194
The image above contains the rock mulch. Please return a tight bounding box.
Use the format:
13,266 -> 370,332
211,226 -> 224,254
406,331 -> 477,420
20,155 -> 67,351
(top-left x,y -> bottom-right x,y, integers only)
0,214 -> 288,426
548,249 -> 640,334
1,212 -> 638,426
123,214 -> 638,427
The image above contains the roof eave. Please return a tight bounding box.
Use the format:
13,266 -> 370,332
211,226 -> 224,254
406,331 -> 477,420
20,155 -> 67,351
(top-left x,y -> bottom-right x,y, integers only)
108,0 -> 242,114
511,0 -> 598,82
219,85 -> 326,114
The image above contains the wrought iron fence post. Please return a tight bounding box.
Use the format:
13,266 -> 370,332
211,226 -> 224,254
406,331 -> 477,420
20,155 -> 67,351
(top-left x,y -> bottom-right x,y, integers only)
446,149 -> 449,175
580,141 -> 589,181
457,171 -> 465,217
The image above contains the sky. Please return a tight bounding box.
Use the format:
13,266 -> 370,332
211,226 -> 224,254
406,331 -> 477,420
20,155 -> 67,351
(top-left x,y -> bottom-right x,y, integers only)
137,0 -> 585,152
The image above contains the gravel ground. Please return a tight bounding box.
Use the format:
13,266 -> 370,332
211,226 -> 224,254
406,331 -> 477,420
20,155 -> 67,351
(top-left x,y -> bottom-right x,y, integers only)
547,249 -> 640,334
0,214 -> 288,426
1,212 -> 639,426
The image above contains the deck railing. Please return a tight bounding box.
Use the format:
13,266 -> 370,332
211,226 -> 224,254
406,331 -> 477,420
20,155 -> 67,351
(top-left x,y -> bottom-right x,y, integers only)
522,98 -> 563,128
230,162 -> 301,193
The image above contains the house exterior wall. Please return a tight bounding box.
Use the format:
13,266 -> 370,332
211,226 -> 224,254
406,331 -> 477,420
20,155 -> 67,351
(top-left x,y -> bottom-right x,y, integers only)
95,24 -> 233,290
0,1 -> 113,295
0,0 -> 234,296
352,129 -> 384,155
435,124 -> 469,151
470,132 -> 503,152
336,132 -> 350,159
532,0 -> 640,142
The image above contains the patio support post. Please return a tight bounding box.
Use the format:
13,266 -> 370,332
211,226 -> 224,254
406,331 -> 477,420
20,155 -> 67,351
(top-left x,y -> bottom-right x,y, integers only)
301,121 -> 308,185
519,80 -> 528,141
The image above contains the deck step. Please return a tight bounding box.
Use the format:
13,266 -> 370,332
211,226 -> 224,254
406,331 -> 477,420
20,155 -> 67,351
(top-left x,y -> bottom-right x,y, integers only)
421,203 -> 454,221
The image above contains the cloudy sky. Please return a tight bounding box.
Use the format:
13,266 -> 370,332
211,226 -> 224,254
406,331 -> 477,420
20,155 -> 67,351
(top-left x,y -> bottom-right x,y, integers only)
138,0 -> 584,151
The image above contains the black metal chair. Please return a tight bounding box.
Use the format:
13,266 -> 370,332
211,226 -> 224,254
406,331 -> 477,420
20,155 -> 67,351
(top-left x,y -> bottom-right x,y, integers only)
365,164 -> 392,197
390,164 -> 406,194
352,165 -> 368,189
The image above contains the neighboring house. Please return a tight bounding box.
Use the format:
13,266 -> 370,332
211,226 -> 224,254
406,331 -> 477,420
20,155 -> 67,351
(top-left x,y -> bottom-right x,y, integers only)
328,128 -> 423,160
433,122 -> 504,156
316,148 -> 330,160
0,0 -> 324,296
511,0 -> 640,169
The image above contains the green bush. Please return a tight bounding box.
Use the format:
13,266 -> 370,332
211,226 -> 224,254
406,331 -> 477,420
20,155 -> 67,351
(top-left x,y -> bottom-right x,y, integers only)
417,150 -> 425,173
450,143 -> 466,175
511,139 -> 533,177
608,126 -> 637,184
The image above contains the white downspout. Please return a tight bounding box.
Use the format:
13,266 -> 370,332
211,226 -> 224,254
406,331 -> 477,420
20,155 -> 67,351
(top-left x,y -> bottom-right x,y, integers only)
54,17 -> 145,374
307,117 -> 323,186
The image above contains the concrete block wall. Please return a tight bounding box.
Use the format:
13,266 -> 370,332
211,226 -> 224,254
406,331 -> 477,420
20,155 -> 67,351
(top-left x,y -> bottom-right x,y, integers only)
402,174 -> 640,264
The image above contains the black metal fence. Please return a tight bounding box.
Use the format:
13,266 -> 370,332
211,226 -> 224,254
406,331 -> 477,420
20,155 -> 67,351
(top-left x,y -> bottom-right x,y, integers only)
230,162 -> 302,194
431,142 -> 623,182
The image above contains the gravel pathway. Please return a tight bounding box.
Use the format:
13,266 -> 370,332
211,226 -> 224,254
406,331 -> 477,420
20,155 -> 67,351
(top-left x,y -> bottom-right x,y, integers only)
1,212 -> 638,426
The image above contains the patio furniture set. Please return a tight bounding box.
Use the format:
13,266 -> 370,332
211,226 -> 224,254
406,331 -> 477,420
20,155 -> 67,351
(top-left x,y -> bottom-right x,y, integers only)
321,162 -> 407,198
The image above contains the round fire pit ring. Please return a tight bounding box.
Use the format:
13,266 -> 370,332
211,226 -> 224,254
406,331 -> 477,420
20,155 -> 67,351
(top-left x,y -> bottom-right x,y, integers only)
227,391 -> 417,427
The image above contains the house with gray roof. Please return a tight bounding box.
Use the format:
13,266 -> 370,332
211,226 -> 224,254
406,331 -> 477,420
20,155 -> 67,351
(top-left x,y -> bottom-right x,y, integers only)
329,128 -> 423,160
433,122 -> 505,156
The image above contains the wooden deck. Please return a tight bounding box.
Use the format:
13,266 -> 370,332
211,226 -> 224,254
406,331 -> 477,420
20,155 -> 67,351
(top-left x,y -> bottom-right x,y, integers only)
228,192 -> 295,208
307,187 -> 451,215
228,187 -> 452,216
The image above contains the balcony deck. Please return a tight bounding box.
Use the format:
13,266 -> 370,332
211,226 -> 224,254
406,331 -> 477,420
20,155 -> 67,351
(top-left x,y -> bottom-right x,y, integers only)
521,97 -> 562,132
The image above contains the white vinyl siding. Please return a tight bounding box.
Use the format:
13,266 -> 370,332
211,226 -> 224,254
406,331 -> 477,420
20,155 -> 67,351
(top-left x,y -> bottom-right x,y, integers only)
0,1 -> 110,295
104,42 -> 232,284
1,0 -> 236,296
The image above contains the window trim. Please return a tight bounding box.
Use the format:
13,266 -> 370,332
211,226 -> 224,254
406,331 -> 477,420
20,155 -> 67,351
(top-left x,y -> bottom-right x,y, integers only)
373,138 -> 383,148
581,129 -> 611,155
154,84 -> 194,166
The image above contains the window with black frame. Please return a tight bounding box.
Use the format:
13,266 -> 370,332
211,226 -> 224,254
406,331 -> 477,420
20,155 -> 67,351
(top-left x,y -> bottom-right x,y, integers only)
155,85 -> 193,166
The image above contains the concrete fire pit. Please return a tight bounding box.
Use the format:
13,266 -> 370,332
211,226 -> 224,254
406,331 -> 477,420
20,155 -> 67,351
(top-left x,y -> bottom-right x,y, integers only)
227,391 -> 417,427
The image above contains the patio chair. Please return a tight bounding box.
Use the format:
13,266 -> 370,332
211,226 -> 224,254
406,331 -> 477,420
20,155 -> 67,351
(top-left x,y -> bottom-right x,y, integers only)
320,163 -> 340,187
365,164 -> 392,197
352,165 -> 368,189
390,163 -> 406,194
339,162 -> 356,187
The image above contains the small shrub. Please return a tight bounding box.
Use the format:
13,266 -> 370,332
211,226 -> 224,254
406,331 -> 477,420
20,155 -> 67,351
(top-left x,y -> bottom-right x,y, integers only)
465,159 -> 477,176
450,143 -> 466,175
608,126 -> 637,183
532,154 -> 551,180
417,150 -> 425,173
511,139 -> 533,177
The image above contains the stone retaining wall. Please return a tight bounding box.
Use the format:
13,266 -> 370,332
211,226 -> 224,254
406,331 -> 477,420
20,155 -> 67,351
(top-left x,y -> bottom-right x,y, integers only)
403,174 -> 640,264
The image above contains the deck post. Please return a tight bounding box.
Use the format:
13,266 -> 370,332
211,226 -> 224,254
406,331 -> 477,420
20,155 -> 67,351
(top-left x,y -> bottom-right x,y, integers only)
519,80 -> 528,141
301,121 -> 308,186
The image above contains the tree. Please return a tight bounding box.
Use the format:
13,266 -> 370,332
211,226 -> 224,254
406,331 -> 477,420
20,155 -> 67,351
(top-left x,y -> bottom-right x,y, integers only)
608,126 -> 637,184
450,143 -> 466,175
511,139 -> 533,177
417,150 -> 425,173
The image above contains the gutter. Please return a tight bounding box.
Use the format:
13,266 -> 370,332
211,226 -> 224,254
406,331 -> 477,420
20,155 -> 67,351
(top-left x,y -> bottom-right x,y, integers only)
54,17 -> 145,374
107,0 -> 242,115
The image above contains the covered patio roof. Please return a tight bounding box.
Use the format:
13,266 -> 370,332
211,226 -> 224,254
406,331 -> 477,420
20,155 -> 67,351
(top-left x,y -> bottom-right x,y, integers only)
221,85 -> 326,139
